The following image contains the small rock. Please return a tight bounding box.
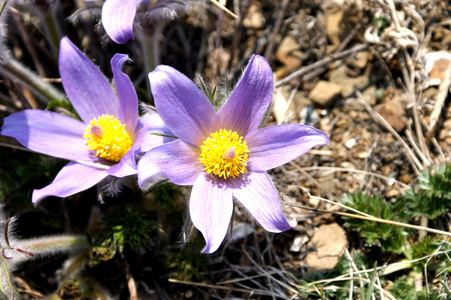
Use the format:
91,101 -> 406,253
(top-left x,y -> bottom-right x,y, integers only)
299,106 -> 320,126
361,85 -> 378,106
423,51 -> 451,86
307,196 -> 319,207
345,51 -> 370,70
290,235 -> 309,252
243,1 -> 265,29
275,36 -> 304,69
375,97 -> 406,133
439,118 -> 451,140
230,222 -> 255,241
339,162 -> 356,169
343,97 -> 364,111
325,6 -> 343,49
335,115 -> 352,128
318,176 -> 337,195
273,84 -> 312,124
305,223 -> 348,273
344,137 -> 356,149
357,151 -> 369,158
361,128 -> 372,141
443,117 -> 451,130
308,81 -> 342,107
386,188 -> 400,198
329,64 -> 370,98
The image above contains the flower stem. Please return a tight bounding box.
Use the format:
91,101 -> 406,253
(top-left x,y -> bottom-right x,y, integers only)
41,5 -> 62,55
0,57 -> 66,105
17,234 -> 89,255
140,31 -> 157,96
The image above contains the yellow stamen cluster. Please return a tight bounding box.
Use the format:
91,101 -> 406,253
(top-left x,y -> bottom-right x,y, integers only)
199,129 -> 249,179
83,114 -> 133,162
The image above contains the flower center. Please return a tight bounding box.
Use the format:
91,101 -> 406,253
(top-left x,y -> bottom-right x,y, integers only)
199,129 -> 249,179
83,114 -> 133,163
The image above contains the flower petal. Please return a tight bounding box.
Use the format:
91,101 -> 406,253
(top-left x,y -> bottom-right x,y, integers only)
246,124 -> 329,171
138,139 -> 203,189
1,110 -> 94,162
102,0 -> 137,44
231,171 -> 295,232
32,162 -> 109,204
59,37 -> 118,123
149,65 -> 219,147
111,53 -> 138,133
218,55 -> 273,136
132,113 -> 175,154
107,150 -> 137,177
190,173 -> 233,253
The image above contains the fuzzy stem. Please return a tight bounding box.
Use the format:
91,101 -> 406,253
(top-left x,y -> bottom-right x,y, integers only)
17,234 -> 89,255
41,6 -> 62,54
140,31 -> 157,95
0,57 -> 66,105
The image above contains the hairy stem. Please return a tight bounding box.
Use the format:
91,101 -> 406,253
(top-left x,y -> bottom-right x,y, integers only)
0,57 -> 66,105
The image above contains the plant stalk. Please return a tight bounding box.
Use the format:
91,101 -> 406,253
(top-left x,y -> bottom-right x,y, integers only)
0,57 -> 66,105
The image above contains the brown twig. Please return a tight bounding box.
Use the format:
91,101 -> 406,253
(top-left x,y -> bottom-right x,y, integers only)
168,278 -> 253,294
288,161 -> 337,201
209,0 -> 237,19
264,0 -> 290,63
123,258 -> 138,300
283,199 -> 451,238
300,166 -> 411,189
355,89 -> 422,174
275,44 -> 368,87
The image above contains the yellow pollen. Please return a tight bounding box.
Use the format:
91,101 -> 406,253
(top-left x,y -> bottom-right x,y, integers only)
83,114 -> 133,163
199,129 -> 249,179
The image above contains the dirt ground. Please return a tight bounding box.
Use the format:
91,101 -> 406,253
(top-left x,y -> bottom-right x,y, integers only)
0,0 -> 450,299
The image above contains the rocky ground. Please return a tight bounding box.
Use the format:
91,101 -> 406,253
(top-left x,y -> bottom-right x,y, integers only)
0,0 -> 450,299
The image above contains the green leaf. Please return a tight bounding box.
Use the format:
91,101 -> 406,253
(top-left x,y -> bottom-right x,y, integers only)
403,164 -> 451,220
341,192 -> 407,253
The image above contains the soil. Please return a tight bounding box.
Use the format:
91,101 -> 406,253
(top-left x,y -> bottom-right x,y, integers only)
0,0 -> 450,299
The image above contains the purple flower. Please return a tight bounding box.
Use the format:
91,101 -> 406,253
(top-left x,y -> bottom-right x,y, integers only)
138,55 -> 329,253
1,37 -> 172,204
101,0 -> 188,44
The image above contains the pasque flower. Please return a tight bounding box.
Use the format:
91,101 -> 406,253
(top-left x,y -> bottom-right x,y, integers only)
1,37 -> 172,204
101,0 -> 188,44
138,55 -> 330,253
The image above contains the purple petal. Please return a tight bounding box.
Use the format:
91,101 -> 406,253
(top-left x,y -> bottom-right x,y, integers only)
32,161 -> 109,204
218,55 -> 273,136
149,65 -> 219,147
190,173 -> 233,253
59,38 -> 118,123
132,113 -> 175,154
107,150 -> 137,177
1,110 -> 94,162
111,53 -> 138,133
138,139 -> 203,189
102,0 -> 137,44
246,124 -> 329,171
231,171 -> 295,232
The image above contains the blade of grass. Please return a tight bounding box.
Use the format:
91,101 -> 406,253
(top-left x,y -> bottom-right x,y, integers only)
365,263 -> 378,300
